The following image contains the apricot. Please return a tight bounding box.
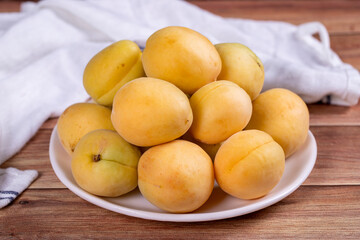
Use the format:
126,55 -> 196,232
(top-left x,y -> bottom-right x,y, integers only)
83,40 -> 145,106
142,26 -> 221,94
72,130 -> 140,197
215,43 -> 264,100
138,140 -> 214,213
215,130 -> 285,200
245,88 -> 309,157
111,77 -> 193,147
57,103 -> 114,155
189,80 -> 252,144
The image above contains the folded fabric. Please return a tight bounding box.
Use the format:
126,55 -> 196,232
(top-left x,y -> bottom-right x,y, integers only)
0,167 -> 38,208
0,0 -> 359,167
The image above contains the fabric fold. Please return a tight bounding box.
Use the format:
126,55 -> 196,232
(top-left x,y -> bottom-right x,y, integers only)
0,168 -> 38,208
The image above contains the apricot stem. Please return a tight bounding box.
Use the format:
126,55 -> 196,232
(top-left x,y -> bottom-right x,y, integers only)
93,154 -> 101,162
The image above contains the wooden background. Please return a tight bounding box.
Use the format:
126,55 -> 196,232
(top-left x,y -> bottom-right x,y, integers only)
1,0 -> 360,239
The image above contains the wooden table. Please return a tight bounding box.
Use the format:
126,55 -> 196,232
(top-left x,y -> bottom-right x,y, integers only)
1,1 -> 360,239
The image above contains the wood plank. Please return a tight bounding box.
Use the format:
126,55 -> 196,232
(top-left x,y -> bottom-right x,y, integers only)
0,1 -> 20,12
40,118 -> 58,129
1,126 -> 360,189
189,0 -> 360,35
305,126 -> 360,185
1,186 -> 359,239
342,55 -> 360,71
332,34 -> 360,57
309,102 -> 360,126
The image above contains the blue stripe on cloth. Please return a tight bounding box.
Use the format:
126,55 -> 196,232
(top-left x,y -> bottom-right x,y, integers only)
0,190 -> 19,196
0,196 -> 15,200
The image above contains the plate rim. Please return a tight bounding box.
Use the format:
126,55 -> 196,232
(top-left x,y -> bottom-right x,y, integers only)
49,126 -> 317,222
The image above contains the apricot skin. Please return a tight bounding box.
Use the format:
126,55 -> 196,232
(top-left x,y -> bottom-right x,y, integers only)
215,130 -> 285,200
57,103 -> 115,155
215,43 -> 264,100
142,26 -> 221,94
245,88 -> 309,157
71,130 -> 140,197
138,140 -> 214,213
83,40 -> 145,107
111,77 -> 193,147
189,80 -> 252,144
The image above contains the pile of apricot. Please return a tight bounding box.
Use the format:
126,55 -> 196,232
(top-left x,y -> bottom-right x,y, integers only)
57,26 -> 309,213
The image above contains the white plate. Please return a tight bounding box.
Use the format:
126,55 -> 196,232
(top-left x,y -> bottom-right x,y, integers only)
49,126 -> 317,222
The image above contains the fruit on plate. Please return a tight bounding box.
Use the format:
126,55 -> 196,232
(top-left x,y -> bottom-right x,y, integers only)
57,25 -> 312,210
83,40 -> 145,106
181,131 -> 222,160
142,26 -> 221,94
189,80 -> 252,144
215,43 -> 264,100
245,88 -> 309,157
138,140 -> 214,213
215,130 -> 285,200
111,77 -> 193,147
71,129 -> 141,197
57,103 -> 114,155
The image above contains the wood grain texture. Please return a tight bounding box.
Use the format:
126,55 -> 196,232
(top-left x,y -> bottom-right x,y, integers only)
1,186 -> 359,239
332,34 -> 360,57
305,126 -> 360,185
309,102 -> 360,126
40,118 -> 58,129
342,55 -> 360,70
0,2 -> 19,12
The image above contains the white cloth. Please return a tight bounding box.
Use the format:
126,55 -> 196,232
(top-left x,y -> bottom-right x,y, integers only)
0,168 -> 38,208
0,0 -> 359,166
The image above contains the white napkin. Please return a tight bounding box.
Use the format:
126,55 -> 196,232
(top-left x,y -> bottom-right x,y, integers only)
0,0 -> 359,179
0,168 -> 38,208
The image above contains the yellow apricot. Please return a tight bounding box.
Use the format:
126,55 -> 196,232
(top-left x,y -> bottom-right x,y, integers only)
111,77 -> 193,147
83,40 -> 145,107
215,43 -> 264,100
215,130 -> 285,200
142,26 -> 221,94
57,103 -> 114,155
72,129 -> 140,197
245,88 -> 309,157
138,140 -> 214,213
189,80 -> 252,144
